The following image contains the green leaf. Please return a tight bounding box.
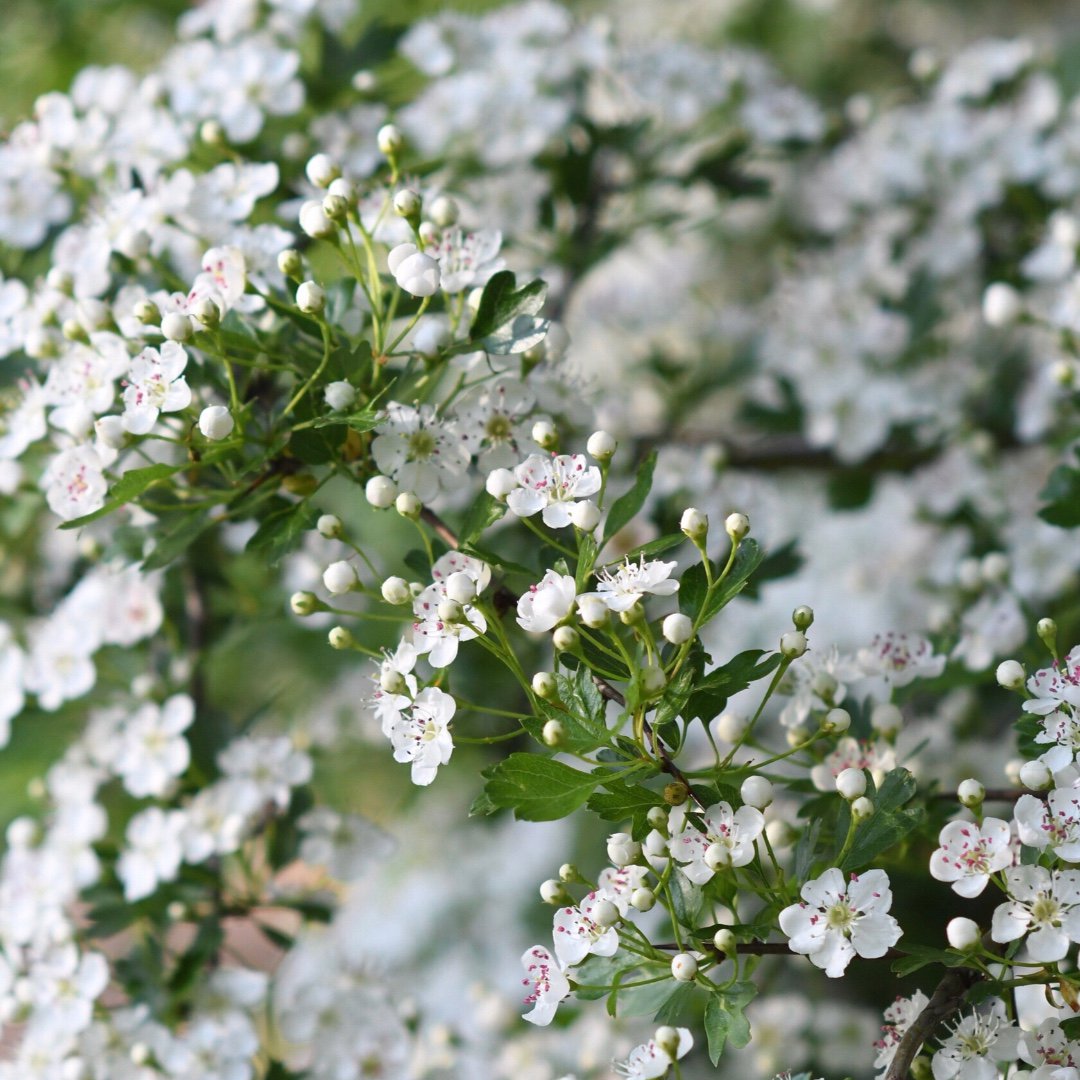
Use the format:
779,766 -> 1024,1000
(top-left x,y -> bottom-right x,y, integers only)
602,450 -> 657,544
587,780 -> 665,831
469,271 -> 550,354
245,498 -> 318,567
613,978 -> 688,1019
459,491 -> 504,547
1039,464 -> 1080,528
678,539 -> 766,623
704,982 -> 756,1064
60,463 -> 184,529
307,408 -> 381,432
481,753 -> 599,821
141,510 -> 216,571
841,768 -> 924,871
684,650 -> 781,723
890,943 -> 970,978
668,869 -> 704,928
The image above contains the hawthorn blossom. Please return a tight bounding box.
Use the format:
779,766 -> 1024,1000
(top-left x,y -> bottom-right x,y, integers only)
430,550 -> 491,594
426,226 -> 505,292
874,991 -> 930,1078
371,402 -> 469,502
1034,710 -> 1080,774
389,686 -> 455,786
41,444 -> 107,522
552,891 -> 619,968
856,631 -> 946,694
411,584 -> 487,667
28,945 -> 109,1036
1018,1017 -> 1080,1074
216,735 -> 312,810
22,618 -> 97,711
505,452 -> 602,528
365,640 -> 419,736
778,867 -> 902,978
117,807 -> 186,902
671,801 -> 765,883
113,694 -> 195,799
597,864 -> 650,916
520,945 -> 570,1027
1024,648 -> 1080,716
930,1000 -> 1020,1080
583,557 -> 679,614
991,867 -> 1080,962
616,1028 -> 693,1080
517,570 -> 577,633
810,737 -> 896,792
1015,789 -> 1080,862
457,378 -> 539,471
122,342 -> 192,434
929,818 -> 1014,897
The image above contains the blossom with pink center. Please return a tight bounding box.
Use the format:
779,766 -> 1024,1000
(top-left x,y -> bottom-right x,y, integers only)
931,1000 -> 1020,1080
1015,789 -> 1080,862
425,226 -> 504,293
616,1028 -> 694,1080
929,818 -> 1014,897
517,570 -> 577,633
122,341 -> 192,434
990,866 -> 1080,962
430,551 -> 491,594
411,584 -> 487,668
1018,1017 -> 1080,1073
856,631 -> 945,694
810,737 -> 897,792
1024,647 -> 1080,717
597,864 -> 650,916
41,444 -> 107,522
552,890 -> 619,968
505,452 -> 602,528
520,944 -> 570,1026
1033,709 -> 1080,774
371,402 -> 469,503
873,991 -> 930,1077
457,378 -> 539,471
671,801 -> 765,884
389,686 -> 455,786
779,867 -> 902,978
582,557 -> 679,614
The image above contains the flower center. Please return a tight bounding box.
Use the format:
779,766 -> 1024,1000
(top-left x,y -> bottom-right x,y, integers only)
407,430 -> 436,460
825,902 -> 857,932
1031,894 -> 1062,926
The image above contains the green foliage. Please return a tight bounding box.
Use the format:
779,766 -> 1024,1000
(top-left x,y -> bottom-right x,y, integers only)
704,982 -> 756,1064
468,271 -> 550,354
479,753 -> 599,821
602,450 -> 657,544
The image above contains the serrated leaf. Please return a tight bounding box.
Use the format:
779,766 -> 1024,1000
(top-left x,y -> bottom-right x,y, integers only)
668,869 -> 704,928
307,408 -> 381,432
458,491 -> 504,546
60,463 -> 184,529
141,509 -> 215,571
602,450 -> 657,544
587,781 -> 665,828
684,649 -> 781,723
890,943 -> 969,978
613,977 -> 687,1019
469,271 -> 547,339
704,982 -> 755,1064
840,768 -> 924,871
245,498 -> 318,567
481,753 -> 599,821
678,539 -> 765,623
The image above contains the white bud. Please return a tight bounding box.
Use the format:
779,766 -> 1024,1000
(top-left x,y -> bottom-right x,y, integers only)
558,862 -> 580,883
981,552 -> 1009,584
591,899 -> 620,927
851,796 -> 875,820
670,953 -> 698,982
630,887 -> 656,911
317,514 -> 343,539
646,806 -> 668,830
704,842 -> 733,870
957,779 -> 985,807
712,929 -> 737,956
322,560 -> 358,595
161,312 -> 193,342
607,832 -> 641,867
1019,759 -> 1053,791
296,280 -> 326,315
552,626 -> 580,652
485,467 -> 517,499
377,123 -> 403,156
324,381 -> 357,412
680,507 -> 708,540
946,917 -> 981,950
836,767 -> 867,800
870,702 -> 903,734
654,1027 -> 681,1058
531,420 -> 558,449
299,200 -> 336,239
381,576 -> 411,605
982,282 -> 1022,327
380,669 -> 406,694
823,707 -> 851,734
586,430 -> 617,460
532,672 -> 557,698
725,512 -> 750,541
780,631 -> 808,659
639,663 -> 666,696
388,243 -> 440,297
6,818 -> 37,848
445,571 -> 477,604
129,1043 -> 150,1066
996,660 -> 1025,690
277,249 -> 302,279
740,775 -> 773,809
328,626 -> 354,650
393,189 -> 422,218
577,594 -> 609,629
198,405 -> 234,441
540,879 -> 566,905
437,599 -> 464,624
134,299 -> 160,325
662,612 -> 693,645
46,267 -> 73,294
323,193 -> 350,222
395,491 -> 421,518
429,194 -> 458,226
788,725 -> 810,748
365,474 -> 397,508
192,297 -> 221,328
306,153 -> 340,188
542,719 -> 565,746
567,500 -> 600,532
94,415 -> 126,449
957,557 -> 982,591
290,591 -> 319,616
418,221 -> 438,246
711,712 -> 746,744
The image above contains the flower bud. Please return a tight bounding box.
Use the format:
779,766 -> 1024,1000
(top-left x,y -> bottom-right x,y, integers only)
290,591 -> 319,616
485,467 -> 517,499
542,719 -> 565,747
324,381 -> 357,412
711,711 -> 745,744
957,778 -> 985,808
192,296 -> 221,328
380,577 -> 411,606
418,221 -> 438,246
300,200 -> 336,239
1019,759 -> 1053,791
377,124 -> 403,156
531,420 -> 558,449
725,512 -> 750,541
670,953 -> 698,982
306,153 -> 340,188
388,243 -> 440,297
591,899 -> 620,927
317,514 -> 343,539
540,879 -> 568,905
395,492 -> 421,518
323,560 -> 358,595
444,571 -> 476,605
586,430 -> 617,461
740,775 -> 773,809
393,189 -> 422,219
134,299 -> 161,325
619,602 -> 645,627
851,796 -> 875,820
982,282 -> 1022,327
823,707 -> 851,734
870,702 -> 903,735
198,405 -> 234,441
946,917 -> 980,950
607,832 -> 641,866
630,887 -> 655,912
646,805 -> 668,830
552,626 -> 579,652
62,318 -> 88,343
365,474 -> 397,508
322,193 -> 350,222
380,669 -> 406,695
569,500 -> 601,532
780,631 -> 808,659
655,1027 -> 681,1058
559,862 -> 582,883
46,267 -> 73,294
161,312 -> 193,342
429,194 -> 458,227
680,507 -> 708,541
437,599 -> 464,623
981,552 -> 1009,584
712,929 -> 737,957
639,663 -> 666,697
995,659 -> 1025,690
130,1043 -> 151,1067
1037,617 -> 1058,652
532,672 -> 557,699
278,249 -> 303,279
792,605 -> 814,631
94,415 -> 126,450
577,594 -> 608,629
297,280 -> 326,315
663,781 -> 689,806
328,626 -> 354,650
836,767 -> 866,800
787,724 -> 810,748
704,842 -> 733,870
662,613 -> 693,645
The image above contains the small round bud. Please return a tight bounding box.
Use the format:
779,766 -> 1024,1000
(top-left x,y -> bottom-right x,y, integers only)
444,571 -> 477,605
740,775 -> 773,809
780,631 -> 808,659
662,613 -> 694,645
712,929 -> 737,956
552,626 -> 580,652
306,153 -> 340,188
393,189 -> 422,219
725,512 -> 750,541
192,296 -> 221,328
198,405 -> 234,441
619,602 -> 645,627
542,719 -> 566,747
540,879 -> 567,905
576,594 -> 609,629
569,500 -> 601,532
792,605 -> 814,631
591,899 -> 620,927
639,664 -> 666,697
786,725 -> 810,748
957,557 -> 981,591
586,430 -> 617,461
429,194 -> 459,227
711,711 -> 746,744
317,514 -> 343,539
646,805 -> 668,830
532,672 -> 558,699
379,669 -> 406,695
328,626 -> 354,650
982,282 -> 1022,327
299,200 -> 336,240
996,659 -> 1025,690
1038,617 -> 1058,651
278,249 -> 303,279
130,1043 -> 151,1067
654,1027 -> 681,1058
823,707 -> 851,734
531,420 -> 558,449
670,953 -> 698,982
134,299 -> 161,325
322,193 -> 349,221
46,267 -> 73,294
957,779 -> 985,808
704,842 -> 733,870
836,767 -> 867,800
485,467 -> 517,499
324,380 -> 357,412
297,280 -> 326,315
381,576 -> 411,605
680,507 -> 708,541
870,702 -> 903,735
851,796 -> 875,821
558,863 -> 581,883
417,221 -> 438,246
437,599 -> 464,623
810,670 -> 835,698
946,917 -> 981,951
323,560 -> 358,595
166,900 -> 186,921
377,124 -> 403,156
282,474 -> 319,497
630,887 -> 656,912
981,552 -> 1009,584
94,415 -> 126,450
1019,759 -> 1053,791
607,832 -> 641,867
290,591 -> 319,616
161,312 -> 193,342
365,474 -> 397,509
395,492 -> 421,518
663,781 -> 689,806
62,318 -> 88,343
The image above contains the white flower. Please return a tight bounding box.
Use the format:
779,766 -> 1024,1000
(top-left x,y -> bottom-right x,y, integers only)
552,890 -> 620,968
929,818 -> 1015,897
856,631 -> 946,693
778,867 -> 902,978
388,242 -> 441,297
371,402 -> 469,503
520,944 -> 570,1026
991,867 -> 1080,962
389,686 -> 455,786
874,991 -> 930,1078
456,377 -> 539,471
217,735 -> 312,810
117,807 -> 186,902
596,864 -> 650,916
1018,1017 -> 1080,1074
28,945 -> 109,1036
41,444 -> 107,522
506,453 -> 602,528
1024,648 -> 1080,717
1015,789 -> 1080,862
517,570 -> 577,633
122,342 -> 192,434
931,1000 -> 1020,1080
198,405 -> 234,440
671,801 -> 765,883
426,226 -> 504,293
616,1028 -> 693,1080
810,737 -> 896,792
114,694 -> 195,799
583,557 -> 679,614
23,618 -> 97,711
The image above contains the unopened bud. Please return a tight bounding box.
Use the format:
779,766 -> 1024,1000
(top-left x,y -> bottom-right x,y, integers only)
290,591 -> 319,616
198,405 -> 234,441
982,282 -> 1022,327
485,467 -> 517,500
134,299 -> 160,325
663,781 -> 689,806
323,560 -> 358,595
946,917 -> 980,950
380,669 -> 407,695
532,420 -> 558,450
393,189 -> 422,220
995,660 -> 1025,690
957,779 -> 985,807
680,507 -> 708,540
670,953 -> 698,982
317,514 -> 343,539
740,775 -> 773,809
395,492 -> 421,518
328,626 -> 354,650
870,702 -> 903,735
836,767 -> 866,800
711,712 -> 746,744
780,631 -> 808,659
639,663 -> 666,696
437,599 -> 464,623
161,312 -> 193,342
607,832 -> 641,866
306,153 -> 340,188
646,805 -> 668,830
576,594 -> 608,629
792,605 -> 814,630
299,200 -> 336,240
297,280 -> 326,315
559,862 -> 583,883
569,500 -> 601,532
630,887 -> 655,911
662,613 -> 693,645
725,512 -> 750,541
532,672 -> 557,699
552,626 -> 580,652
712,929 -> 737,956
365,475 -> 397,508
540,879 -> 568,905
542,719 -> 566,747
429,195 -> 458,227
586,430 -> 617,461
377,124 -> 403,157
851,796 -> 874,820
655,1026 -> 681,1058
278,249 -> 303,279
381,576 -> 411,605
823,707 -> 850,734
1019,759 -> 1053,791
591,899 -> 620,927
1038,617 -> 1058,652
